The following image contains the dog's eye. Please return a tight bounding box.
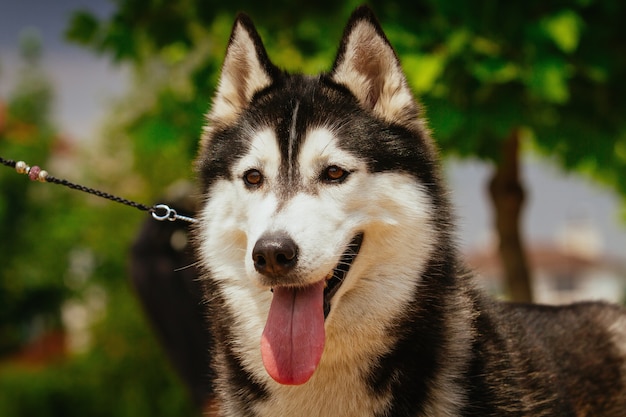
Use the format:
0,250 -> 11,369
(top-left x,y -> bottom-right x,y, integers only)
243,169 -> 263,187
322,165 -> 350,183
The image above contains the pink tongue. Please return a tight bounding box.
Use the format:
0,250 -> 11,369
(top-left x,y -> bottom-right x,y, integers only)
261,280 -> 326,385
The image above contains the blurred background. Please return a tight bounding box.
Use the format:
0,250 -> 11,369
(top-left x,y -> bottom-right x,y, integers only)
1,0 -> 625,415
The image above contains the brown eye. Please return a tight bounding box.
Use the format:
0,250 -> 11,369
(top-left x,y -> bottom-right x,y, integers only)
243,169 -> 263,187
322,165 -> 350,183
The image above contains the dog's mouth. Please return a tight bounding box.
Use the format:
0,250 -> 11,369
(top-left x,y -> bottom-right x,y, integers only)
323,232 -> 364,318
261,232 -> 364,385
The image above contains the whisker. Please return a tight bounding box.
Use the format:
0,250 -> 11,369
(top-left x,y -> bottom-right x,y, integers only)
174,261 -> 202,272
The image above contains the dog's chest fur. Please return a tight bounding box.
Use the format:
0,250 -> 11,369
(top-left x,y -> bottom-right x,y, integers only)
253,364 -> 390,417
216,285 -> 474,417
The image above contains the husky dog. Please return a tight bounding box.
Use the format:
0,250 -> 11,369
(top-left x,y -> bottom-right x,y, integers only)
194,6 -> 626,416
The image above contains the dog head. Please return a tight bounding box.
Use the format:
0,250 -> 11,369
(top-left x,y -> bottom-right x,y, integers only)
195,6 -> 450,386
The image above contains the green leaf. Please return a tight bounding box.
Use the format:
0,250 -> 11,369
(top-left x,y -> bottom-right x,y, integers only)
527,59 -> 570,103
160,42 -> 189,65
403,53 -> 446,94
424,98 -> 466,145
541,10 -> 583,53
472,57 -> 519,84
445,29 -> 471,55
65,10 -> 100,46
616,135 -> 626,163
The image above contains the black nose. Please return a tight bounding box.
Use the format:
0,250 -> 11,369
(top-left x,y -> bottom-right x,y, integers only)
252,232 -> 298,277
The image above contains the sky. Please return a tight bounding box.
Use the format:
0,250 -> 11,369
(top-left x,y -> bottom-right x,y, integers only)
1,0 -> 625,261
0,0 -> 128,140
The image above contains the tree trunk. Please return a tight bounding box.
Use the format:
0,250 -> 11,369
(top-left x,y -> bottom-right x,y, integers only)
487,129 -> 533,303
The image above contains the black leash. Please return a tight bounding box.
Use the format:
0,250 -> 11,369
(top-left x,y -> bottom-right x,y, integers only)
0,156 -> 197,224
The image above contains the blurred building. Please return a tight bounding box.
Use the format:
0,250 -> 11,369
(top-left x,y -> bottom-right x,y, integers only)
468,219 -> 626,305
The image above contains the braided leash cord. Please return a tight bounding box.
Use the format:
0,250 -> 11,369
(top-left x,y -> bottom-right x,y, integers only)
0,156 -> 197,224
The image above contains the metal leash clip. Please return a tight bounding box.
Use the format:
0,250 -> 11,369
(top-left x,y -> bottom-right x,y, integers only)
151,204 -> 198,224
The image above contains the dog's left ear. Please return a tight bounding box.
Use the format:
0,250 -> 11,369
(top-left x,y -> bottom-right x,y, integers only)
331,7 -> 419,127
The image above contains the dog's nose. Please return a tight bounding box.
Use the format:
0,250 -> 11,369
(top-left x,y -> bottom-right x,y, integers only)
252,232 -> 298,277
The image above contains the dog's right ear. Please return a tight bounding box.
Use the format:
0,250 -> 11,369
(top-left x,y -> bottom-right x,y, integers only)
207,14 -> 279,125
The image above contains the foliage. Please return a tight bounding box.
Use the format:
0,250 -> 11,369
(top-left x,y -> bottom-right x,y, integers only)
0,289 -> 197,417
0,30 -> 67,355
371,1 -> 626,201
0,30 -> 196,417
65,0 -> 626,208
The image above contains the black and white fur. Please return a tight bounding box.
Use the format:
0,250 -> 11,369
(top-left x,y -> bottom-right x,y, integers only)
194,6 -> 626,416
